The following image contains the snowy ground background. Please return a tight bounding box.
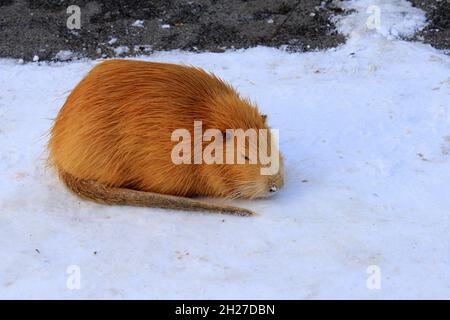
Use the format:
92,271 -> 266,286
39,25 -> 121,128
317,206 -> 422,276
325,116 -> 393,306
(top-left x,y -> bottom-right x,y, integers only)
0,0 -> 449,299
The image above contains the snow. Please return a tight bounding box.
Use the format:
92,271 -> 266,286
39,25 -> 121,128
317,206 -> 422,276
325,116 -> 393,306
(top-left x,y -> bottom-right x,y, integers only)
0,0 -> 449,299
54,50 -> 77,62
133,45 -> 153,53
107,37 -> 118,45
337,0 -> 427,40
131,20 -> 145,28
113,46 -> 130,56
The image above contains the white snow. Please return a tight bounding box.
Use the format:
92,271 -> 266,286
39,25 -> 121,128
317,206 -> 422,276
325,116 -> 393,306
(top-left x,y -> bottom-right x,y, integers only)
107,37 -> 118,45
131,20 -> 145,28
337,0 -> 427,40
54,50 -> 77,62
133,45 -> 153,53
113,46 -> 130,56
0,0 -> 449,299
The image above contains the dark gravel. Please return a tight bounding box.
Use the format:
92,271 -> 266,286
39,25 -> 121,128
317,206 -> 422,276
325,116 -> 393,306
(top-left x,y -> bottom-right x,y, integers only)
0,1 -> 448,62
408,0 -> 450,51
0,0 -> 347,61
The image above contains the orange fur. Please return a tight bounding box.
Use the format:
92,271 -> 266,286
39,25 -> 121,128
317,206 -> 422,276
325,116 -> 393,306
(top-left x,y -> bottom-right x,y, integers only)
48,59 -> 284,214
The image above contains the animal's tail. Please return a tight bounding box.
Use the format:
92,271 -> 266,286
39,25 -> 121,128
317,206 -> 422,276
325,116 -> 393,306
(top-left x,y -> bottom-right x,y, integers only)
58,170 -> 255,217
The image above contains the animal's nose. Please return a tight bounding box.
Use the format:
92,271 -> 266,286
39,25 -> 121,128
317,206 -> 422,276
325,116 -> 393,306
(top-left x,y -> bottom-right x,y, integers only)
269,185 -> 277,193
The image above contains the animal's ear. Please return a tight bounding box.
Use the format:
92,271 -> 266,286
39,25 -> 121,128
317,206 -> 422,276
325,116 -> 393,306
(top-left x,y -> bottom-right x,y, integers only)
261,114 -> 267,122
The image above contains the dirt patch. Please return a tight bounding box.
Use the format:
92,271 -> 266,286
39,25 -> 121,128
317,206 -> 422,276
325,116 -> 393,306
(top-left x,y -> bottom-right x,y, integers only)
408,0 -> 450,52
0,0 -> 347,61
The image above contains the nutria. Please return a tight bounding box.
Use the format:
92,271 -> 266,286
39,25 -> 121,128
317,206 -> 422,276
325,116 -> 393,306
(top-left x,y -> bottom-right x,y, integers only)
48,59 -> 284,216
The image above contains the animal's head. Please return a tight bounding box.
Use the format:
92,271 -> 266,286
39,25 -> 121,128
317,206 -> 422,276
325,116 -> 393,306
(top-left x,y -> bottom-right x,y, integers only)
201,92 -> 285,199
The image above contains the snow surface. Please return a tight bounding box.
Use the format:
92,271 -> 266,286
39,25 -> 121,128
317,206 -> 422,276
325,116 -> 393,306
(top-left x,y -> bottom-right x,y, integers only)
113,46 -> 130,56
0,0 -> 449,299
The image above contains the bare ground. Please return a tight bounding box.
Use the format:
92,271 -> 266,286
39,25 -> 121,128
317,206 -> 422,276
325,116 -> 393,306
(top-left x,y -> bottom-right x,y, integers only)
0,0 -> 448,62
0,0 -> 347,61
